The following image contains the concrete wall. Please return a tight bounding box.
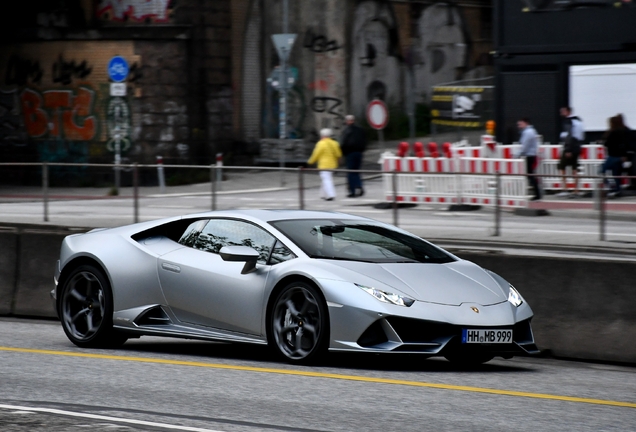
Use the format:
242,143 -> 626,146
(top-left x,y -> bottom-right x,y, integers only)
0,226 -> 73,318
3,225 -> 633,364
458,251 -> 636,364
0,229 -> 18,315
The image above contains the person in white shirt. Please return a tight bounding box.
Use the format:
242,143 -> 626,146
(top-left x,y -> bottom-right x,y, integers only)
557,107 -> 585,198
517,118 -> 541,200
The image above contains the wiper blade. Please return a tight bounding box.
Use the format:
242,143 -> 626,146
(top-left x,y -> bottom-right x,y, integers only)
309,255 -> 374,263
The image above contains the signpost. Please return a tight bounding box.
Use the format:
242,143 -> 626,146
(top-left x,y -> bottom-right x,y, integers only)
271,32 -> 297,186
107,56 -> 129,192
108,56 -> 129,83
366,99 -> 389,150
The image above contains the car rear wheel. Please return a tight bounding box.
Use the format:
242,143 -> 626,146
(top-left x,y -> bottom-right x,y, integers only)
59,265 -> 127,348
269,282 -> 328,364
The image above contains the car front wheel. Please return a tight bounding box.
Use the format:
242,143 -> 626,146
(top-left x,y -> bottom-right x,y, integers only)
269,282 -> 328,364
59,265 -> 127,348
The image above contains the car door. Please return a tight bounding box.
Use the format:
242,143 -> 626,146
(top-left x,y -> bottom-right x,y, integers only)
157,218 -> 276,336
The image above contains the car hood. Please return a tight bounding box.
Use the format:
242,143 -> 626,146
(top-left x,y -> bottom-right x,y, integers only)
325,259 -> 507,306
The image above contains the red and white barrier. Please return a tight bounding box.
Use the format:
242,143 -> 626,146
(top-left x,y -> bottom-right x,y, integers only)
382,141 -> 609,207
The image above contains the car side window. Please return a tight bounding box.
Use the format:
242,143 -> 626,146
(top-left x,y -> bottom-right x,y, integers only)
190,219 -> 277,265
269,240 -> 296,265
178,220 -> 208,247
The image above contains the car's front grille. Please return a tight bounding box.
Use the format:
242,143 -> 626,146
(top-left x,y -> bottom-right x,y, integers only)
356,316 -> 536,354
357,320 -> 389,347
386,317 -> 459,343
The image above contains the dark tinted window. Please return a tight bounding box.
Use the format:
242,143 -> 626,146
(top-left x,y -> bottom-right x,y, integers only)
269,240 -> 296,265
271,219 -> 455,264
178,220 -> 208,247
179,219 -> 276,265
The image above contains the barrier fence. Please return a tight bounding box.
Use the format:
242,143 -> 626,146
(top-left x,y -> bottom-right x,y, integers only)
0,161 -> 632,241
379,141 -> 632,213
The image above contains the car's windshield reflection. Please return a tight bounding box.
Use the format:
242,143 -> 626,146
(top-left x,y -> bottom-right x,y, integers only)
270,219 -> 455,264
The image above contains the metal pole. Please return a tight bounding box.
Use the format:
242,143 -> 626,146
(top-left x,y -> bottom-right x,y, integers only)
298,167 -> 305,210
392,170 -> 398,227
599,174 -> 606,241
156,155 -> 166,194
133,163 -> 139,223
42,162 -> 49,222
493,172 -> 501,236
379,129 -> 385,153
406,68 -> 415,139
211,165 -> 217,211
278,0 -> 290,187
280,139 -> 286,187
114,126 -> 121,194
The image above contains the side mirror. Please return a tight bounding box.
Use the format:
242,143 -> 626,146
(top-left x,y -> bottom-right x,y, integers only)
219,246 -> 260,274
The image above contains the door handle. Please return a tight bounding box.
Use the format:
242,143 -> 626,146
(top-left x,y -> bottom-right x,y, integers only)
161,263 -> 181,273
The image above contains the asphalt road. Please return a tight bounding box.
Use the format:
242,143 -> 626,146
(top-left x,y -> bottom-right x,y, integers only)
1,318 -> 634,431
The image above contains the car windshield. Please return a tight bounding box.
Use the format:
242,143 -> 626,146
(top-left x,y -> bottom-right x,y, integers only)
270,219 -> 455,264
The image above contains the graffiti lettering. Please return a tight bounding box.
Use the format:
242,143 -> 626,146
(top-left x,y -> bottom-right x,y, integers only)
307,80 -> 330,92
5,55 -> 44,86
97,0 -> 173,22
310,97 -> 344,120
52,55 -> 93,85
20,87 -> 97,141
303,29 -> 342,53
0,89 -> 27,146
38,141 -> 89,179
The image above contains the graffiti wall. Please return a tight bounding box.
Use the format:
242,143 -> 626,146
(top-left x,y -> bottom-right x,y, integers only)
302,0 -> 347,138
238,0 -> 491,141
96,0 -> 177,23
350,0 -> 403,120
412,4 -> 468,103
0,41 -> 140,166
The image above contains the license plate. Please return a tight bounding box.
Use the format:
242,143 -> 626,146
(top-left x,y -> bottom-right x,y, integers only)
462,329 -> 512,344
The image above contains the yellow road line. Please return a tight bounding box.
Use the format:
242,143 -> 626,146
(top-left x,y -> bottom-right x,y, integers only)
2,346 -> 635,409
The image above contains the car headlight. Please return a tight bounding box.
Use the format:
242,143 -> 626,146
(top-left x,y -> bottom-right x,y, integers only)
508,285 -> 523,307
356,283 -> 415,307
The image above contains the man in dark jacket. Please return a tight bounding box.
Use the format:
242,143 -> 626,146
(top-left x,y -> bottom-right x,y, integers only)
340,115 -> 367,197
557,107 -> 585,198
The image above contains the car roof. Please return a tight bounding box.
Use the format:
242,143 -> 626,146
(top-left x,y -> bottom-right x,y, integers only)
190,209 -> 368,223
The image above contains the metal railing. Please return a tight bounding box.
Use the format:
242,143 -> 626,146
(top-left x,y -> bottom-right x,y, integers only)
0,162 -> 633,241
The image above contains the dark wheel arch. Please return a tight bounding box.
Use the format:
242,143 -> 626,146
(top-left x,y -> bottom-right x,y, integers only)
266,276 -> 330,364
58,262 -> 127,348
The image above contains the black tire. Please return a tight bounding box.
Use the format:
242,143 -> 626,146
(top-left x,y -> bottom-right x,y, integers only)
59,265 -> 127,348
268,281 -> 329,364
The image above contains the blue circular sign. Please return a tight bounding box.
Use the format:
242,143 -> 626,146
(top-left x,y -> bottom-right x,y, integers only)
108,56 -> 129,83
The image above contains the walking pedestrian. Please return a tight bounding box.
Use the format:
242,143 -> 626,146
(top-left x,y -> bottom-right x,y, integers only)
307,128 -> 342,201
340,114 -> 367,197
516,118 -> 541,200
615,114 -> 636,190
557,107 -> 585,198
601,115 -> 629,198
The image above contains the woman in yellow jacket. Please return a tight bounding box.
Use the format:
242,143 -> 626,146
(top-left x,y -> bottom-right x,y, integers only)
307,128 -> 342,201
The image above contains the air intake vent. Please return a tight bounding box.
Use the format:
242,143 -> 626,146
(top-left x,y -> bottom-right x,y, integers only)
134,306 -> 171,327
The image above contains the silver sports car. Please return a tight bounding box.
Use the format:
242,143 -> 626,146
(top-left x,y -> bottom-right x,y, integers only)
52,210 -> 539,364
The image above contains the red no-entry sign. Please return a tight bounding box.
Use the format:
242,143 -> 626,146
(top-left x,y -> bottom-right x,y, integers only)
366,99 -> 389,130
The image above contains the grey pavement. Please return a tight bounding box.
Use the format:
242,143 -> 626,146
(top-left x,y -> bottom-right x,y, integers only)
1,137 -> 636,253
